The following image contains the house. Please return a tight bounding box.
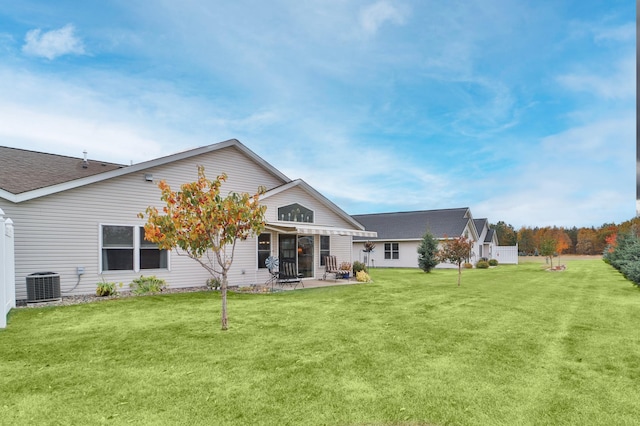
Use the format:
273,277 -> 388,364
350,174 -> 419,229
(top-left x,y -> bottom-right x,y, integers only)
352,208 -> 481,269
473,218 -> 499,260
0,140 -> 376,301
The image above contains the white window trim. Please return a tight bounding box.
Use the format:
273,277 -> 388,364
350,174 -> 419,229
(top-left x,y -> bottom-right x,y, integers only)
319,235 -> 330,266
99,223 -> 170,273
256,232 -> 272,270
384,242 -> 400,260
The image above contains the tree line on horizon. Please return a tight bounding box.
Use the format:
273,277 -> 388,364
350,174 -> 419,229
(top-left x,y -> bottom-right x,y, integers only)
490,216 -> 640,256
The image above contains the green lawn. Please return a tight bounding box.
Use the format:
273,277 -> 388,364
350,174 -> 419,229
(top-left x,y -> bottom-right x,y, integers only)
1,260 -> 639,425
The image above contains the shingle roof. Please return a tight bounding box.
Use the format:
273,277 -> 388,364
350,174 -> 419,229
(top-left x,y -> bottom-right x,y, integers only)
352,208 -> 473,240
0,146 -> 125,194
473,218 -> 488,234
484,228 -> 495,243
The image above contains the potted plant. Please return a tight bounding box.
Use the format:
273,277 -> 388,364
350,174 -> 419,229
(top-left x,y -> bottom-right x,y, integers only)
339,262 -> 352,279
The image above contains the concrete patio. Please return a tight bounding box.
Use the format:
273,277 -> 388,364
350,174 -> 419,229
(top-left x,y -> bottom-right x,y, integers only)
270,277 -> 361,291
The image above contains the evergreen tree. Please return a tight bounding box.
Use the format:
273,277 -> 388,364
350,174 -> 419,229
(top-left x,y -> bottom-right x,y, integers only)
491,221 -> 517,245
417,230 -> 439,272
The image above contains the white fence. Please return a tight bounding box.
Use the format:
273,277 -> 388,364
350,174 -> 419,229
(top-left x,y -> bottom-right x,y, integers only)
1,208 -> 16,329
494,244 -> 518,264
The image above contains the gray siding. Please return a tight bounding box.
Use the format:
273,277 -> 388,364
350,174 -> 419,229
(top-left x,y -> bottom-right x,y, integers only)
263,185 -> 355,280
353,240 -> 421,269
2,146 -> 286,300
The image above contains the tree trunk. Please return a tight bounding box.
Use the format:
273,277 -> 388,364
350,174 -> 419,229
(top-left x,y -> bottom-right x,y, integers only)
457,263 -> 461,287
221,273 -> 228,331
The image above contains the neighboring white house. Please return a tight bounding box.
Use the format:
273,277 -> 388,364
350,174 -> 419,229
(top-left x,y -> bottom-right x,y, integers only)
0,140 -> 375,301
352,208 -> 482,269
473,218 -> 499,260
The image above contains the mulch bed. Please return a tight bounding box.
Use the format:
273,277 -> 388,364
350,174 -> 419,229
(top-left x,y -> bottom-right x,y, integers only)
16,285 -> 277,309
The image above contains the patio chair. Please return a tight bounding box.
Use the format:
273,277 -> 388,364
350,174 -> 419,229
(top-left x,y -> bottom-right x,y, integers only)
277,259 -> 303,289
323,255 -> 341,281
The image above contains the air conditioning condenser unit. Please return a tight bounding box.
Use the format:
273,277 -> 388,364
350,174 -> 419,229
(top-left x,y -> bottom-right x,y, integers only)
26,272 -> 61,303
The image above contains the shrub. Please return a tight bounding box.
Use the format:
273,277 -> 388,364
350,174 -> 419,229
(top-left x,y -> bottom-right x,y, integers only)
206,276 -> 222,290
96,281 -> 122,297
488,259 -> 499,266
353,261 -> 367,275
463,262 -> 473,269
355,270 -> 371,282
130,275 -> 167,294
476,260 -> 489,269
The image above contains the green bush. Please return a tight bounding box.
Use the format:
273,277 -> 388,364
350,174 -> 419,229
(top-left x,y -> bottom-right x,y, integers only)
206,276 -> 222,290
96,281 -> 122,297
463,262 -> 473,269
603,229 -> 640,287
352,261 -> 367,275
130,275 -> 167,294
476,260 -> 489,269
488,259 -> 499,266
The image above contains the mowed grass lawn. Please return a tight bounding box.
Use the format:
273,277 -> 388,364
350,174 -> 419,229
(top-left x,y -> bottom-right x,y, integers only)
1,260 -> 639,425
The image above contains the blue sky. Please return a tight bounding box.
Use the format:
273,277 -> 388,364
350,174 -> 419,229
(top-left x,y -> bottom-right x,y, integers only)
0,1 -> 635,228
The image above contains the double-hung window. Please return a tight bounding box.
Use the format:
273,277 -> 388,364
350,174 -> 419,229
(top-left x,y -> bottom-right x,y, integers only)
101,225 -> 168,272
257,233 -> 271,269
384,242 -> 399,260
139,228 -> 168,269
320,235 -> 330,266
102,225 -> 134,271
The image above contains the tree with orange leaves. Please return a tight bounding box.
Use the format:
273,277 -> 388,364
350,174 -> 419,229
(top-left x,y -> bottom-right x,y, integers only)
576,228 -> 598,254
552,228 -> 571,264
437,235 -> 474,286
139,165 -> 266,330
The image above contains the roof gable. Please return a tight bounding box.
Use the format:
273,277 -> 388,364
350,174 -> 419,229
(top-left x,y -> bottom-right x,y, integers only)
263,179 -> 367,231
473,218 -> 488,233
0,139 -> 290,203
352,207 -> 475,240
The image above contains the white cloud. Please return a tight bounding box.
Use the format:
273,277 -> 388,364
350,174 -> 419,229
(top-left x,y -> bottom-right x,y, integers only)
540,115 -> 634,158
22,24 -> 85,59
593,22 -> 635,43
473,112 -> 635,228
359,1 -> 406,36
0,33 -> 14,52
557,55 -> 635,100
0,64 -> 290,166
0,103 -> 164,164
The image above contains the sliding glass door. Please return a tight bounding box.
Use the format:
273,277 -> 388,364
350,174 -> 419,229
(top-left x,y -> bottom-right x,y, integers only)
278,234 -> 315,278
297,235 -> 314,278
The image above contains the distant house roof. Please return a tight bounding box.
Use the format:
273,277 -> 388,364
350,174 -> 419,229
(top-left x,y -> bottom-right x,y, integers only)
352,207 -> 476,241
473,218 -> 488,233
0,146 -> 125,194
473,218 -> 497,244
484,228 -> 496,243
